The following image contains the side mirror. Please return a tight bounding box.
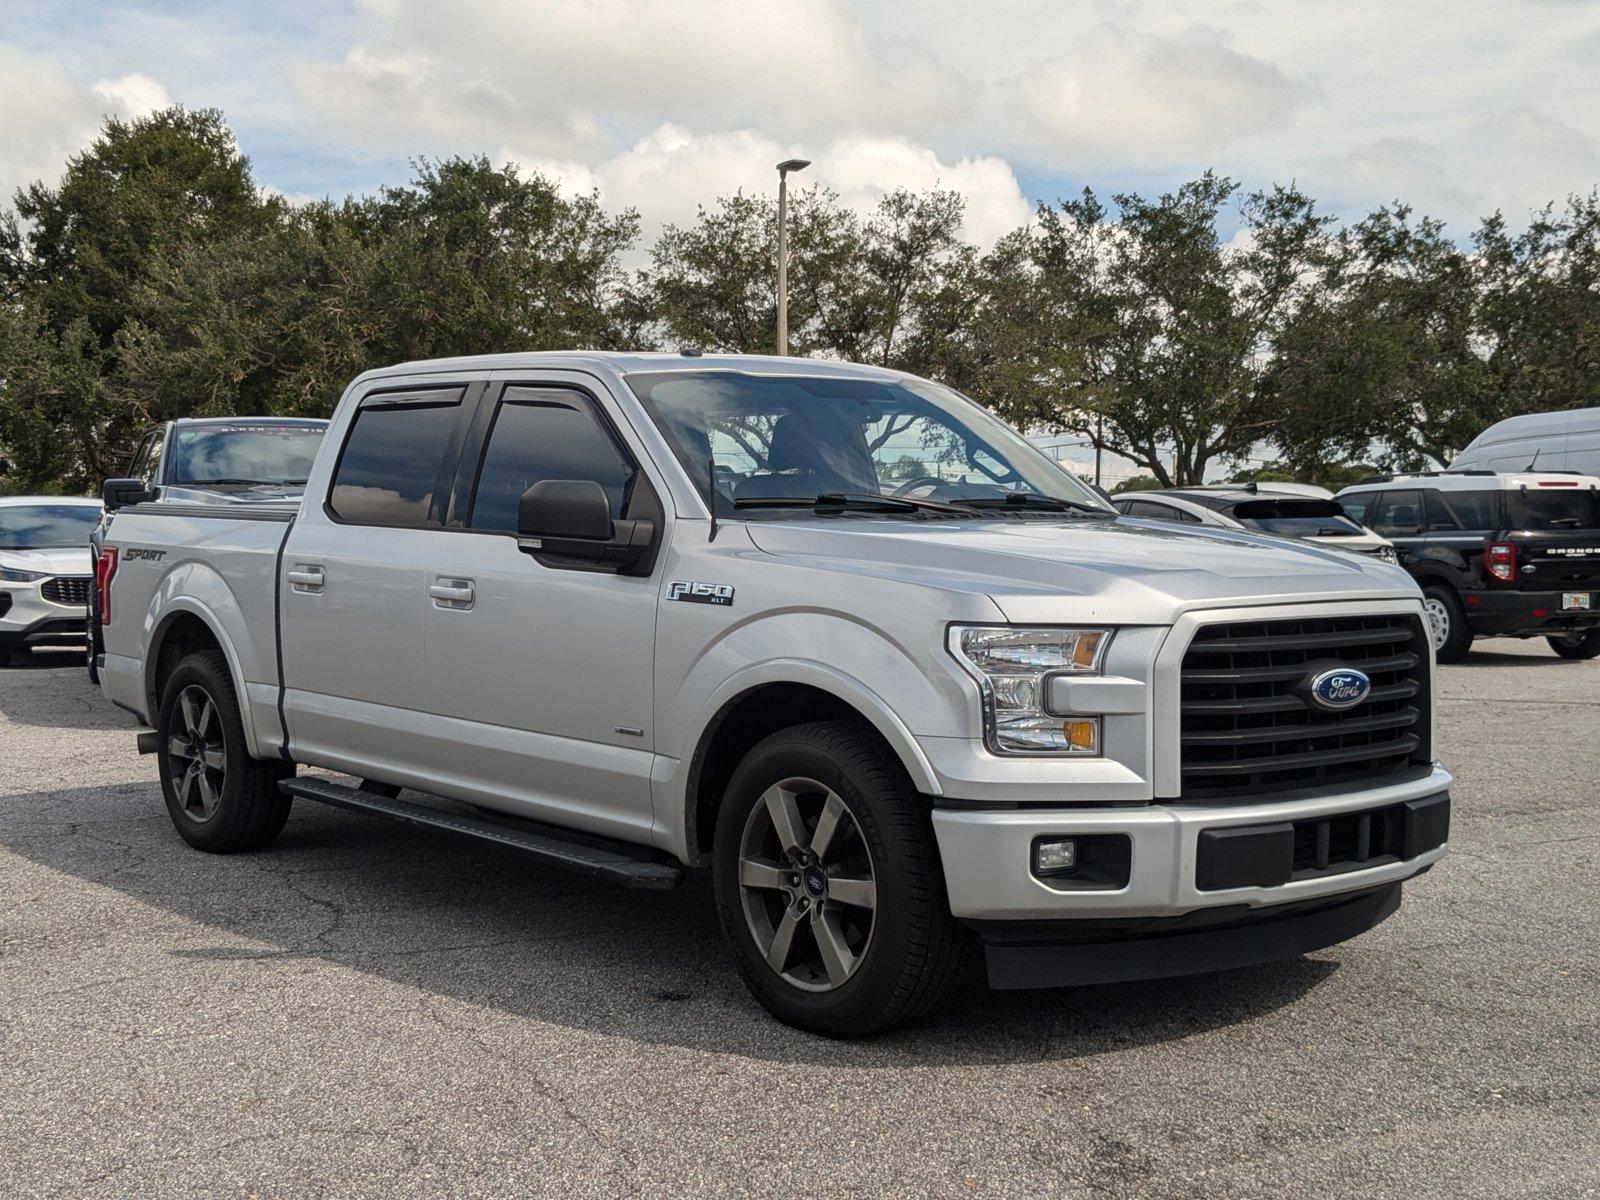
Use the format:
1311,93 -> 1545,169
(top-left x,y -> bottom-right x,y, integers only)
516,480 -> 654,570
102,478 -> 152,511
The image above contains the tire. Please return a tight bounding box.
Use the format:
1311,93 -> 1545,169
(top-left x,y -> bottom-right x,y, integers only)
156,649 -> 294,852
1548,629 -> 1600,659
1422,586 -> 1472,663
711,720 -> 965,1037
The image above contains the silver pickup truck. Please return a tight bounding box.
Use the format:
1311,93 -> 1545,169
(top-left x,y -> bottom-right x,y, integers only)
94,352 -> 1452,1036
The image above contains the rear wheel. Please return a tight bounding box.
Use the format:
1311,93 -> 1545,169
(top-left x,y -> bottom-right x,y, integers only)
712,721 -> 965,1037
1548,629 -> 1600,659
1422,586 -> 1472,663
156,650 -> 293,852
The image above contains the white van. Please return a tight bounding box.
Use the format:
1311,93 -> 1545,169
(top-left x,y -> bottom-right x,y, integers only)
1450,407 -> 1600,475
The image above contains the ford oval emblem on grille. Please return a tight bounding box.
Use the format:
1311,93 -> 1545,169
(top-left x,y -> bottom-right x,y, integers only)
1308,667 -> 1372,711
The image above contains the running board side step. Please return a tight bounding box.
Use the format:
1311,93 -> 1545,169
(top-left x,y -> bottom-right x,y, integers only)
278,777 -> 683,890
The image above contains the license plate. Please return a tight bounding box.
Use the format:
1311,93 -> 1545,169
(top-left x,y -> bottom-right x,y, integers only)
1563,592 -> 1592,610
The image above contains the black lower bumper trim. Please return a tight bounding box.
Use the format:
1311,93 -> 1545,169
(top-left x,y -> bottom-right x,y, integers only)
979,883 -> 1401,989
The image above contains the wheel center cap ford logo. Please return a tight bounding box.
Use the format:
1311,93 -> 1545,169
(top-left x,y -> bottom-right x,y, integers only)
1307,666 -> 1372,711
803,867 -> 827,897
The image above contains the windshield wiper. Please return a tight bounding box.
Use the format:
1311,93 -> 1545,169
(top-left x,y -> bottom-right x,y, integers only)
733,492 -> 976,517
954,492 -> 1109,515
180,477 -> 280,486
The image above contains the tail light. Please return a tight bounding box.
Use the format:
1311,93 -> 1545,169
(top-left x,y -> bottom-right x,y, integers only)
1486,541 -> 1517,583
95,548 -> 118,625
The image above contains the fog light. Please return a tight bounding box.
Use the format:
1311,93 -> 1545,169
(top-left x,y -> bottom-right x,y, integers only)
1033,838 -> 1078,875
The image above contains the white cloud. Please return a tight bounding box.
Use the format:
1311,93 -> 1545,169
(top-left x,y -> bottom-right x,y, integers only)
0,44 -> 173,203
91,72 -> 171,119
505,124 -> 1033,253
1012,24 -> 1312,166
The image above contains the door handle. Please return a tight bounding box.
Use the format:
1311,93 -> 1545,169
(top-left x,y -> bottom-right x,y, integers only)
287,565 -> 324,592
429,578 -> 475,609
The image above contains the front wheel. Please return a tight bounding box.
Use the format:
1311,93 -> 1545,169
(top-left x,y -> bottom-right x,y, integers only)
1423,586 -> 1473,663
712,721 -> 966,1037
156,650 -> 294,852
1548,629 -> 1600,659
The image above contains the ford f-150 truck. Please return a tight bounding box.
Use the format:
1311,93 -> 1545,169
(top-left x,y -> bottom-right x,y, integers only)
94,353 -> 1452,1036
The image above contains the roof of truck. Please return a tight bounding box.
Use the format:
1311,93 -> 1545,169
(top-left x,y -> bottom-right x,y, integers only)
1337,472 -> 1600,494
355,351 -> 910,383
168,416 -> 329,427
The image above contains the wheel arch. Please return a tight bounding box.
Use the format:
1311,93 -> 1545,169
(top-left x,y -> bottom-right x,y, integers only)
672,668 -> 943,868
144,601 -> 264,757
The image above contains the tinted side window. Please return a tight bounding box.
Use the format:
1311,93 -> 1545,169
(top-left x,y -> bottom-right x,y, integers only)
1369,490 -> 1424,536
1440,489 -> 1499,531
142,434 -> 165,488
328,391 -> 463,527
468,388 -> 634,533
1423,491 -> 1460,531
1339,492 -> 1375,524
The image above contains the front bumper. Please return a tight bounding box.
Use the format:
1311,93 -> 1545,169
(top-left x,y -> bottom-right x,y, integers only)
0,585 -> 89,650
931,763 -> 1451,922
1465,587 -> 1600,637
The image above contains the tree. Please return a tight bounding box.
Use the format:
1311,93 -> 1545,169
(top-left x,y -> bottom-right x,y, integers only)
976,175 -> 1340,487
113,157 -> 641,425
0,107 -> 275,486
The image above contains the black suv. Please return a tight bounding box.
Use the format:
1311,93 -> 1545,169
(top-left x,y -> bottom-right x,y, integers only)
1337,471 -> 1600,662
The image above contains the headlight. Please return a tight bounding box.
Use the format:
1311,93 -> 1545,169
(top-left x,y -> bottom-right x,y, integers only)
1376,545 -> 1398,563
950,626 -> 1110,755
0,566 -> 47,583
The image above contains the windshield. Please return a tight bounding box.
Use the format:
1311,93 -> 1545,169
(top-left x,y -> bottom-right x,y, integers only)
1505,487 -> 1600,530
0,504 -> 101,549
169,424 -> 326,487
626,371 -> 1110,517
1230,499 -> 1366,537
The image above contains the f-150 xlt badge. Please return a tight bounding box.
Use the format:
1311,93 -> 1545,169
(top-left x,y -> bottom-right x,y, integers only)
667,580 -> 734,606
1308,667 -> 1372,711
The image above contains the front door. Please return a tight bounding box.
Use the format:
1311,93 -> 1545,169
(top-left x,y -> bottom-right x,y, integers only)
420,380 -> 664,845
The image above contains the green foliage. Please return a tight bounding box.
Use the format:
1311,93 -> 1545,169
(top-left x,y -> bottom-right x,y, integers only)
4,106 -> 1600,496
1112,475 -> 1166,493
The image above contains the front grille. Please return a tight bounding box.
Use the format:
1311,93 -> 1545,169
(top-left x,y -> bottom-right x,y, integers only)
1180,613 -> 1431,801
41,575 -> 91,606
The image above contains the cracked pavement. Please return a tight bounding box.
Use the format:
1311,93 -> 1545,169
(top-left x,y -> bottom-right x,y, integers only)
1,640 -> 1597,1198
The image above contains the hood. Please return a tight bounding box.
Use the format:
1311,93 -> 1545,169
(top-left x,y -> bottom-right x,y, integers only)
0,546 -> 94,576
744,516 -> 1420,624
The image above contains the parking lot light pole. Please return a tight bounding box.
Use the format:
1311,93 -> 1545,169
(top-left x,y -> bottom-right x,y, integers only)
775,158 -> 810,356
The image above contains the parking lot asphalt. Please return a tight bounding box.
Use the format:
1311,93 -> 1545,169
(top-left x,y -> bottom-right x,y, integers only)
1,642 -> 1596,1199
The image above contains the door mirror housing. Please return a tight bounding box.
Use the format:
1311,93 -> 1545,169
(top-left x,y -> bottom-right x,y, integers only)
516,480 -> 654,571
102,477 -> 153,511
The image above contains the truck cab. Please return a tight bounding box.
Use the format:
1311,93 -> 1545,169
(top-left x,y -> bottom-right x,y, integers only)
96,353 -> 1452,1036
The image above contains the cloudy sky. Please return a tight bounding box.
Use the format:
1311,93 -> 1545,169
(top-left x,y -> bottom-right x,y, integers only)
4,0 -> 1600,250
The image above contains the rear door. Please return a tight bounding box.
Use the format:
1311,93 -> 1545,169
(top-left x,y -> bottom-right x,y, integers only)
279,382 -> 474,777
1364,489 -> 1427,569
417,375 -> 667,845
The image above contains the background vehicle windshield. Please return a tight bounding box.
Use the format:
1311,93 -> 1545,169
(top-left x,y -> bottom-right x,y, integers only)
627,371 -> 1109,516
0,505 -> 102,548
1505,487 -> 1600,530
1231,499 -> 1366,537
169,425 -> 325,486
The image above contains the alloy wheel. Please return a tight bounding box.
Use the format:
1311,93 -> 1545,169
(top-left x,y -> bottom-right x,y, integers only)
737,777 -> 878,992
167,684 -> 226,822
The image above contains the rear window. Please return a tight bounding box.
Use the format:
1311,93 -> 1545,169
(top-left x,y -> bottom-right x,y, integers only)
1505,486 -> 1600,530
1230,499 -> 1364,537
328,391 -> 462,527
